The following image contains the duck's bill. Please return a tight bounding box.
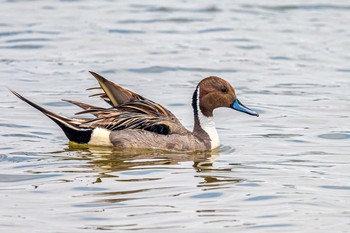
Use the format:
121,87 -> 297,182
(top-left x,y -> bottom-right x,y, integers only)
231,99 -> 259,117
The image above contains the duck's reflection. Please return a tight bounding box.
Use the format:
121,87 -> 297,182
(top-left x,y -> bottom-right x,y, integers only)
55,144 -> 241,208
65,142 -> 219,174
60,143 -> 241,191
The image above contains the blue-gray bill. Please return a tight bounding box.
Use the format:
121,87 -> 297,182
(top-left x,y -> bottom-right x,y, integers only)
231,99 -> 259,117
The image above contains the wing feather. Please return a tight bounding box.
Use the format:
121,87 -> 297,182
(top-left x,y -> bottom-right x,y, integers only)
87,72 -> 176,118
61,72 -> 189,135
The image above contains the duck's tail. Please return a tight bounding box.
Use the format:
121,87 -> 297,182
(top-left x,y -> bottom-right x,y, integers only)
10,89 -> 93,144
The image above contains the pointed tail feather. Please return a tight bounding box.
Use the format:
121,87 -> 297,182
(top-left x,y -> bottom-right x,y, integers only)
10,89 -> 92,144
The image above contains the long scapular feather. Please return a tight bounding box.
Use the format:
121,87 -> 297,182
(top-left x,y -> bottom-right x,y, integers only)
62,99 -> 105,116
88,71 -> 144,106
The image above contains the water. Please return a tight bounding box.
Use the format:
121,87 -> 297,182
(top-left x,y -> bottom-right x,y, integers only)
1,1 -> 349,232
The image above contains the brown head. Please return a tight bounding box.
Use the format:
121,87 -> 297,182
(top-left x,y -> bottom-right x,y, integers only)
192,76 -> 259,117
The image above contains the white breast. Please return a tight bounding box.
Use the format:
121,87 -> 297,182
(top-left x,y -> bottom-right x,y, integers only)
197,112 -> 220,149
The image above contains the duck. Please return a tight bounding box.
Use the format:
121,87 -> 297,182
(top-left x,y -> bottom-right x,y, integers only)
10,72 -> 259,152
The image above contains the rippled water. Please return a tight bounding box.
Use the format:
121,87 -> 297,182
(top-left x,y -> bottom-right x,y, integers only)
1,1 -> 350,232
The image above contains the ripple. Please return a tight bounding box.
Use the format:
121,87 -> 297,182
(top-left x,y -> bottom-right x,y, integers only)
81,217 -> 109,221
0,30 -> 32,37
0,154 -> 7,161
198,28 -> 232,33
121,169 -> 164,175
320,185 -> 350,190
191,192 -> 223,199
336,68 -> 350,73
131,4 -> 221,13
0,123 -> 30,128
287,139 -> 308,143
30,131 -> 52,136
2,133 -> 43,138
156,30 -> 179,34
248,224 -> 295,229
272,83 -> 335,89
0,174 -> 58,183
259,133 -> 303,139
168,103 -> 186,107
236,182 -> 260,187
100,69 -> 117,74
5,38 -> 51,43
270,56 -> 292,60
0,30 -> 59,37
127,66 -> 237,74
318,133 -> 350,140
244,195 -> 280,201
218,145 -> 236,154
243,4 -> 350,11
216,37 -> 252,42
0,45 -> 43,49
73,187 -> 109,191
236,45 -> 262,50
44,101 -> 71,107
119,18 -> 209,24
108,29 -> 144,34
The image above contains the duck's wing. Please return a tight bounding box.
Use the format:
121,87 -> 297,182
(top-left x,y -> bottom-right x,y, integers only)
82,112 -> 173,135
117,99 -> 176,118
79,99 -> 189,135
80,112 -> 185,136
53,71 -> 187,135
87,71 -> 179,119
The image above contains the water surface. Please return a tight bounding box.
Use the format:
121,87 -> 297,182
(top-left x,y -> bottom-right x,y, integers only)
1,1 -> 349,232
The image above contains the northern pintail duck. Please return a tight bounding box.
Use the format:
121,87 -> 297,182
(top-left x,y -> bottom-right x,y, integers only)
10,72 -> 259,152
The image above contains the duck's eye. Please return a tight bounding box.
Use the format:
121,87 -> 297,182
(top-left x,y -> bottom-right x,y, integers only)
221,87 -> 227,93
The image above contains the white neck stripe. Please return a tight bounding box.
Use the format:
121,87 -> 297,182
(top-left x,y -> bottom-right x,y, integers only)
196,87 -> 220,149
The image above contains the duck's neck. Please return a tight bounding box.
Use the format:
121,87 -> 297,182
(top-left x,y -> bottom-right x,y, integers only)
192,86 -> 220,150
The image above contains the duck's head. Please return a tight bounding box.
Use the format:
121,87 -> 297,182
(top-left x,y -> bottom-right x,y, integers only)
193,76 -> 259,117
